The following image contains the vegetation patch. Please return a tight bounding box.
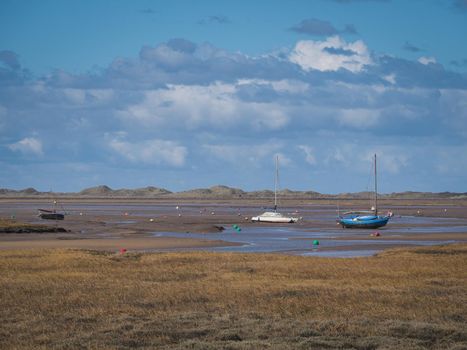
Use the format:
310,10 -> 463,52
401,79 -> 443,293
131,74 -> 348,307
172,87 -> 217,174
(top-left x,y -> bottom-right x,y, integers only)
0,244 -> 466,349
0,219 -> 67,233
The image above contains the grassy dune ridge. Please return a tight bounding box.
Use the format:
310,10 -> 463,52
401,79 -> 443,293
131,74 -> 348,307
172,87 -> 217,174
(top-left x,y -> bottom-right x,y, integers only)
1,245 -> 466,349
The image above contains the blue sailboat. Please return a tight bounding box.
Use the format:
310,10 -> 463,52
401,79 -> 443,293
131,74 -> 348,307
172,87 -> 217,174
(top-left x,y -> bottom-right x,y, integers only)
338,154 -> 392,229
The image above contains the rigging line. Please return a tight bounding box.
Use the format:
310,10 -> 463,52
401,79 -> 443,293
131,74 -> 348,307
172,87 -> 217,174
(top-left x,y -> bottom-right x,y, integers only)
275,155 -> 281,209
364,156 -> 374,208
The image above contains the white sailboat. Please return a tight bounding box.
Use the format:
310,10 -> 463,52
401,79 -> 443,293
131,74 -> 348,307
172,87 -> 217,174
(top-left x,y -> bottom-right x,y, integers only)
251,156 -> 299,223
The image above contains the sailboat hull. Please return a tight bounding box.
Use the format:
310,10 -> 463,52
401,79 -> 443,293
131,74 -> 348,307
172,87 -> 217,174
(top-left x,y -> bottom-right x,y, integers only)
252,216 -> 298,223
252,211 -> 299,223
338,215 -> 389,229
38,209 -> 65,220
38,213 -> 65,220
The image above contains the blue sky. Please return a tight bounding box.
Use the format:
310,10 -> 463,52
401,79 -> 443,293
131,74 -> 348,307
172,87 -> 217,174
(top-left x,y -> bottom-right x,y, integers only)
1,0 -> 467,193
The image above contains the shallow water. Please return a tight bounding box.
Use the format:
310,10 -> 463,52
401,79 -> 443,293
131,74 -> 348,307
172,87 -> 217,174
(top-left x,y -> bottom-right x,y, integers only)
3,202 -> 466,257
153,213 -> 467,257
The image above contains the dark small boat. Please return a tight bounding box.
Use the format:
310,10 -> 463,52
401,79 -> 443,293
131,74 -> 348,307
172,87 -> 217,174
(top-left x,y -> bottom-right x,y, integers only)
38,208 -> 65,220
337,154 -> 392,229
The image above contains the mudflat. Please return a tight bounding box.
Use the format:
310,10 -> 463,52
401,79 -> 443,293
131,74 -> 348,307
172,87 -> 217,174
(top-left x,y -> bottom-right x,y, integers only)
1,197 -> 467,252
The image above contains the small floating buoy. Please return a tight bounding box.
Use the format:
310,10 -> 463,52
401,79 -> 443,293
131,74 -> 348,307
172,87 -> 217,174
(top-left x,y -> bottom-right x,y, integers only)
149,218 -> 154,222
178,213 -> 182,217
211,211 -> 215,215
312,240 -> 319,251
176,206 -> 179,210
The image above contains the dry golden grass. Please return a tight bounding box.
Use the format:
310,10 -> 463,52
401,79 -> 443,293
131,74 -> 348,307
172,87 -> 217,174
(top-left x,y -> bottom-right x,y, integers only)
1,245 -> 466,349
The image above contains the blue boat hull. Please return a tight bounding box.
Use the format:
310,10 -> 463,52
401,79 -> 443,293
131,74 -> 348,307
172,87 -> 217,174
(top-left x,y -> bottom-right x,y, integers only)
338,215 -> 389,229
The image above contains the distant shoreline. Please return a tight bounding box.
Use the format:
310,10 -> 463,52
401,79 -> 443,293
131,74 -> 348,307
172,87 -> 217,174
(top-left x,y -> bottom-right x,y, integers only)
1,185 -> 466,200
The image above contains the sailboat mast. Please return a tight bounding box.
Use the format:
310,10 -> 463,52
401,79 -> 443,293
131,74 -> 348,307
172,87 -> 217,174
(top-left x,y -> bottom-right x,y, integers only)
274,155 -> 278,211
374,154 -> 378,215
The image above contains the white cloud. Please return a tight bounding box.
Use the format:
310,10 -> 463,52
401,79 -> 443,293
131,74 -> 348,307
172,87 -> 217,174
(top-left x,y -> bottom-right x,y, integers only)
337,108 -> 381,128
298,145 -> 317,165
9,137 -> 43,156
118,82 -> 289,130
108,138 -> 187,166
63,88 -> 86,104
325,145 -> 355,168
62,88 -> 115,106
289,36 -> 372,73
326,145 -> 409,175
237,79 -> 309,94
140,43 -> 192,69
383,74 -> 397,85
380,154 -> 408,174
203,141 -> 283,164
361,150 -> 409,174
418,56 -> 436,65
2,39 -> 467,193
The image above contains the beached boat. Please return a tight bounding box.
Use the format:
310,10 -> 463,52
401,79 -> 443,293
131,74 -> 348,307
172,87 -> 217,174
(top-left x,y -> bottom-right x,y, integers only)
337,154 -> 392,229
251,210 -> 299,223
251,156 -> 299,223
338,211 -> 389,229
38,200 -> 65,220
38,209 -> 65,220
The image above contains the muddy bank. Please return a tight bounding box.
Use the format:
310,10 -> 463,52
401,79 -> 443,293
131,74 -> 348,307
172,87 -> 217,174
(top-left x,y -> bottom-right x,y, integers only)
0,236 -> 239,251
1,198 -> 467,253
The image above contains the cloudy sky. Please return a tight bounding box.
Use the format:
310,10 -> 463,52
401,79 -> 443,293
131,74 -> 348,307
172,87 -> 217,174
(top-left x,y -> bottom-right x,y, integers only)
1,0 -> 467,193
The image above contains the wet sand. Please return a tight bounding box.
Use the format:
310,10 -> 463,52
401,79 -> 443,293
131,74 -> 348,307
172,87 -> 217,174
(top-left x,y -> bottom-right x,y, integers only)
330,232 -> 467,241
1,198 -> 466,253
0,236 -> 238,251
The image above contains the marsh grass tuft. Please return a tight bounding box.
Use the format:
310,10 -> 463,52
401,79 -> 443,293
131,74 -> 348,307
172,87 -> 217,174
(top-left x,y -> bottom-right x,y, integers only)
0,218 -> 66,233
1,244 -> 466,349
